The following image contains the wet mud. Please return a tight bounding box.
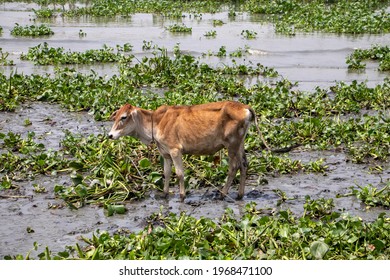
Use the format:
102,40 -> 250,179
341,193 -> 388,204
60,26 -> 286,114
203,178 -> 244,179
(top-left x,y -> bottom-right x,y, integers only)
1,4 -> 390,258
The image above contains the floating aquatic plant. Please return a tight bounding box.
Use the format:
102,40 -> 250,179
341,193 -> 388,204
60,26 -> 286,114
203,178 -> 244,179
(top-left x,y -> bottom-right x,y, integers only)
166,23 -> 192,33
11,23 -> 54,37
246,0 -> 390,34
346,45 -> 390,71
20,42 -> 133,65
0,48 -> 15,66
7,204 -> 390,260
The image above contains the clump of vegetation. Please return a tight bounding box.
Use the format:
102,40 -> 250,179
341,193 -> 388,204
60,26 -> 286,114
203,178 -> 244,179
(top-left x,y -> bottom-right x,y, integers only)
20,42 -> 133,65
10,23 -> 54,37
241,29 -> 257,39
204,30 -> 217,38
60,0 -> 230,18
212,19 -> 224,26
54,131 -> 155,208
0,131 -> 67,181
346,45 -> 390,71
166,23 -> 192,33
7,203 -> 390,260
245,0 -> 390,34
303,197 -> 335,219
0,48 -> 15,66
349,183 -> 390,208
33,8 -> 58,18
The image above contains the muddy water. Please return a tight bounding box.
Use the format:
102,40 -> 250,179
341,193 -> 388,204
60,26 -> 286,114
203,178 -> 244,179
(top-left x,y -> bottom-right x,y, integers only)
1,4 -> 390,258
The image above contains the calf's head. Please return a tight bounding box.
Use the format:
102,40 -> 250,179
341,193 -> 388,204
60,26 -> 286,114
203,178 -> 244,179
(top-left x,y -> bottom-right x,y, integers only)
108,104 -> 137,140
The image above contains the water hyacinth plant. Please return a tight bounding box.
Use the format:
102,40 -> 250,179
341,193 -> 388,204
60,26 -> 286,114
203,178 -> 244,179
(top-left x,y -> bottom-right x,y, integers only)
0,48 -> 15,66
166,23 -> 192,33
7,204 -> 390,260
245,0 -> 390,34
20,42 -> 133,65
346,45 -> 390,71
11,23 -> 54,37
349,183 -> 390,208
241,29 -> 258,39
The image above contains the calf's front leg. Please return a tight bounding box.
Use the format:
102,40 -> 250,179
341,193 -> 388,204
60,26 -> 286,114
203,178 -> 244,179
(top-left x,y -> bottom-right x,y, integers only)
170,149 -> 186,202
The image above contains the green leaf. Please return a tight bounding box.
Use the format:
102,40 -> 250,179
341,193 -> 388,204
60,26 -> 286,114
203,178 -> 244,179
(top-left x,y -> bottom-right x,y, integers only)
106,204 -> 126,216
70,172 -> 83,185
139,158 -> 151,168
372,240 -> 385,252
310,241 -> 329,260
54,184 -> 63,193
69,161 -> 85,171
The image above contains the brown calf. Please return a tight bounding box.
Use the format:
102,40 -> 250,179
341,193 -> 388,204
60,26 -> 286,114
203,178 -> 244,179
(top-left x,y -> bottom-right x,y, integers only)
108,101 -> 261,201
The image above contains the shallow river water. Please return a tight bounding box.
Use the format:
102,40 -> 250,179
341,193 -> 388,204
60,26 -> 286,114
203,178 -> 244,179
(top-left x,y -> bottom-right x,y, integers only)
0,3 -> 389,258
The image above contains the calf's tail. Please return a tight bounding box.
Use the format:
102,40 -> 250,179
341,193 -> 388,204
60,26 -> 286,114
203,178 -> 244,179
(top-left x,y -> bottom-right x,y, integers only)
249,108 -> 271,151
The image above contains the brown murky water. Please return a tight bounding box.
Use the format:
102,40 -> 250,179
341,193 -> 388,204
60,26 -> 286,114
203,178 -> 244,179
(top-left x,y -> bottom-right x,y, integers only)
1,3 -> 389,258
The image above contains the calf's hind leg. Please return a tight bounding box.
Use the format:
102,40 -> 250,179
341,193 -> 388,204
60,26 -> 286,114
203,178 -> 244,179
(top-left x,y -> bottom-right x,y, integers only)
221,146 -> 243,199
162,156 -> 173,198
237,152 -> 248,199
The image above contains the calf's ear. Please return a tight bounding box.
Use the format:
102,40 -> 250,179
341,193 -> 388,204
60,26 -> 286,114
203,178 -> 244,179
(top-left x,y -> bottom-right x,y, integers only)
110,110 -> 118,121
